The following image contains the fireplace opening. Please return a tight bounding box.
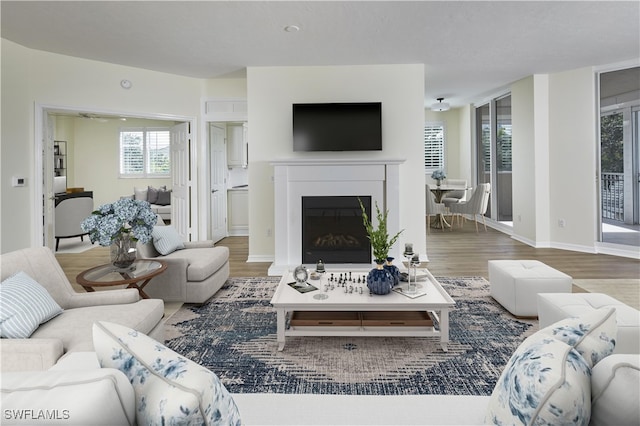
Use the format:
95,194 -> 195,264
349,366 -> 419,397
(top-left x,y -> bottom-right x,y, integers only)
302,196 -> 371,264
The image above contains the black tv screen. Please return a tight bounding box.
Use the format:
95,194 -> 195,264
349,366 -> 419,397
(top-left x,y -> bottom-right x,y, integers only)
293,102 -> 382,151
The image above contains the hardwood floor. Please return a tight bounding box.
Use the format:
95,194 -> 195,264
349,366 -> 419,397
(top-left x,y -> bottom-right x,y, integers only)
55,219 -> 639,296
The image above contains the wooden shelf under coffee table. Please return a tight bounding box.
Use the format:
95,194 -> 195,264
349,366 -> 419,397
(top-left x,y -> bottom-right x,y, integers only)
270,269 -> 455,351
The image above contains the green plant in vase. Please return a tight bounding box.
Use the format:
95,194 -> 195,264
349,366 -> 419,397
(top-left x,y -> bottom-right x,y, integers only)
358,198 -> 404,295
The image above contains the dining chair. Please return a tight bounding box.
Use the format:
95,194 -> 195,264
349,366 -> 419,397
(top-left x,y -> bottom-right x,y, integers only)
54,195 -> 94,250
426,184 -> 449,233
449,183 -> 491,232
441,179 -> 468,208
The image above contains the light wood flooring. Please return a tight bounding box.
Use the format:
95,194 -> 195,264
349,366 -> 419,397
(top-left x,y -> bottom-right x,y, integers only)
55,219 -> 639,307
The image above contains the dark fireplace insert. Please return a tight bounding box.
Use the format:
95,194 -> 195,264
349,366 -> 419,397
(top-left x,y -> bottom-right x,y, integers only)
302,196 -> 371,264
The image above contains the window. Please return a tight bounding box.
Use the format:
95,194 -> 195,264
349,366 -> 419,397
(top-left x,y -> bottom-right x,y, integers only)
424,122 -> 445,172
119,128 -> 170,177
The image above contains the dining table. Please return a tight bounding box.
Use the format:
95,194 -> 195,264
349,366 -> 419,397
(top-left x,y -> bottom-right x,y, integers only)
429,184 -> 468,229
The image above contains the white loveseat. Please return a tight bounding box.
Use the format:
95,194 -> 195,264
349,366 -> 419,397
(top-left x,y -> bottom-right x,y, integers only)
2,308 -> 638,425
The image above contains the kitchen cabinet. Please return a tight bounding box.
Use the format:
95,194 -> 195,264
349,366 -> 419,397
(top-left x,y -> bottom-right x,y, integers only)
227,122 -> 248,168
227,189 -> 248,236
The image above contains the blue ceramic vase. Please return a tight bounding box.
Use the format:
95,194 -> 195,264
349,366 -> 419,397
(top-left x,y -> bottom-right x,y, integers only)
367,261 -> 394,295
383,257 -> 401,287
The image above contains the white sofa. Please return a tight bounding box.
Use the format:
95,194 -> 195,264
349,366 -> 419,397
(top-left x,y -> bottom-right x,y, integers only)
2,309 -> 639,425
123,186 -> 171,221
0,247 -> 165,372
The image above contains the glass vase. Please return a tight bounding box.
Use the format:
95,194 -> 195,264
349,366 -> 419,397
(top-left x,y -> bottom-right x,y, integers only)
110,233 -> 136,269
367,261 -> 394,295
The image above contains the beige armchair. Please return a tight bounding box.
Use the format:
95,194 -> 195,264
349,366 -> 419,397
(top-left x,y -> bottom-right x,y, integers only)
136,238 -> 230,304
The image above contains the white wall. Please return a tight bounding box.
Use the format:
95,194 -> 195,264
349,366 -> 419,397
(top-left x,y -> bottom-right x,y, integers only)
246,64 -> 426,262
511,75 -> 552,246
57,116 -> 175,207
1,39 -> 203,252
548,67 -> 598,251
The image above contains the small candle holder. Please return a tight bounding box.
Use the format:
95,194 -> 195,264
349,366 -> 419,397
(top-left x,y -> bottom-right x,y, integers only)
408,254 -> 420,294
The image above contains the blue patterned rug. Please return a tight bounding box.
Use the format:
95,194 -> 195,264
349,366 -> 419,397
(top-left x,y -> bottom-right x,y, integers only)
164,276 -> 536,396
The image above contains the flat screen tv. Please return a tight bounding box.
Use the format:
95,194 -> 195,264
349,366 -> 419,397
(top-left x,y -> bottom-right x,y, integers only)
293,102 -> 382,152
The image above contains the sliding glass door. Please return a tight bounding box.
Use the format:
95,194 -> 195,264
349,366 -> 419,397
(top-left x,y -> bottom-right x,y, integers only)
599,67 -> 640,247
475,95 -> 513,223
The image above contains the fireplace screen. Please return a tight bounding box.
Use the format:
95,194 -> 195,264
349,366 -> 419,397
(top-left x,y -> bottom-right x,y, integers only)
302,196 -> 371,264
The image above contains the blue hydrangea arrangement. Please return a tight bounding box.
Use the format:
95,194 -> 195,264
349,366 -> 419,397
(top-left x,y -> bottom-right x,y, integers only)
431,169 -> 446,181
81,198 -> 157,246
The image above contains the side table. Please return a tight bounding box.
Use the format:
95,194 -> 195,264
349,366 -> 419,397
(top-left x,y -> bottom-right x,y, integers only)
76,260 -> 167,299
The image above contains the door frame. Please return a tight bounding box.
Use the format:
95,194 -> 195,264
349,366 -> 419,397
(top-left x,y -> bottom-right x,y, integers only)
35,103 -> 197,248
199,98 -> 247,241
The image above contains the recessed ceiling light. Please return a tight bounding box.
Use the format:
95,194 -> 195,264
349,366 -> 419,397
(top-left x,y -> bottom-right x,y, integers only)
284,25 -> 300,33
120,79 -> 132,89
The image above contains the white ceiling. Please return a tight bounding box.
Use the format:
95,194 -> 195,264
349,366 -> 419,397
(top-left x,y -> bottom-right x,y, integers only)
2,1 -> 639,107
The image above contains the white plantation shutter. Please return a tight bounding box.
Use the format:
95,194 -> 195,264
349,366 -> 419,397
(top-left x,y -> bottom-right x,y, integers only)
424,123 -> 444,171
120,130 -> 144,175
146,129 -> 171,175
120,128 -> 170,177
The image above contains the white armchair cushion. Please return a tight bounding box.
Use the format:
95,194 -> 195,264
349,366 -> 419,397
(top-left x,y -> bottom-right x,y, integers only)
590,354 -> 640,426
0,272 -> 63,338
151,225 -> 185,255
0,369 -> 135,425
93,321 -> 241,426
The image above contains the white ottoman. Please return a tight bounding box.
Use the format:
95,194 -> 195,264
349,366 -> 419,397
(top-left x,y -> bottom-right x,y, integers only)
538,292 -> 640,354
488,260 -> 572,317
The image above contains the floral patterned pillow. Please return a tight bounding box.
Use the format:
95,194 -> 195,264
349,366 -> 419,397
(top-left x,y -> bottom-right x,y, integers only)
93,321 -> 241,426
485,334 -> 592,425
486,307 -> 618,425
537,307 -> 617,367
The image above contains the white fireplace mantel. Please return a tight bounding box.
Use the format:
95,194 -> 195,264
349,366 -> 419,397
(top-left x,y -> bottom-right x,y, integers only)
268,158 -> 405,275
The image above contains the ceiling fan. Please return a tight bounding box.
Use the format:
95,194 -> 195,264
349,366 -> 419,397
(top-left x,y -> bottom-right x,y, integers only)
78,113 -> 126,122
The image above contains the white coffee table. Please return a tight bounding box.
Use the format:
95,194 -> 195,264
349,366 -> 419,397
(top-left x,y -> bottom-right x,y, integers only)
270,269 -> 455,351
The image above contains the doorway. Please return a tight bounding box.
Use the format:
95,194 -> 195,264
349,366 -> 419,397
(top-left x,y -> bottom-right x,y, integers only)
36,105 -> 196,250
599,67 -> 640,248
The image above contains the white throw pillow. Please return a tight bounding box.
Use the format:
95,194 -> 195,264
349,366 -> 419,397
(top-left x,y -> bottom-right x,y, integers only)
134,187 -> 148,201
537,307 -> 617,367
0,271 -> 63,338
93,321 -> 241,426
151,225 -> 185,255
485,334 -> 592,425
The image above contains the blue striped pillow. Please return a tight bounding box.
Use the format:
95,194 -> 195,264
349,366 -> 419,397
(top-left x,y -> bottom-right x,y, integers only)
151,226 -> 185,255
0,271 -> 63,338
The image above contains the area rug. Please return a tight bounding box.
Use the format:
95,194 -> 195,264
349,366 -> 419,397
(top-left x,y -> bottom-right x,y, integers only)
165,276 -> 536,396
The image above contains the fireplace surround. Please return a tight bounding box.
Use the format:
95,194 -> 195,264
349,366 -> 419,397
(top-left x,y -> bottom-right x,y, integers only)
269,159 -> 404,275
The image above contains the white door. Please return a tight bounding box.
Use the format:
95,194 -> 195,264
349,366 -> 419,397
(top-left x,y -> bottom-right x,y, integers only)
210,123 -> 227,242
170,122 -> 191,241
43,112 -> 56,249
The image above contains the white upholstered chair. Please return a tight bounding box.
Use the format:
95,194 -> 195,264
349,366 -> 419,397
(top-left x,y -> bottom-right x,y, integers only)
441,179 -> 468,208
426,184 -> 449,233
449,183 -> 491,232
54,194 -> 94,251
